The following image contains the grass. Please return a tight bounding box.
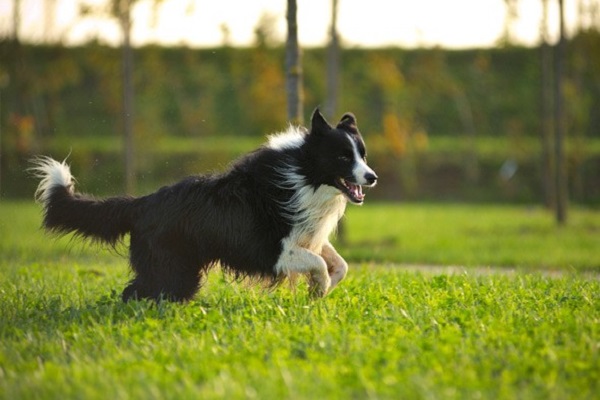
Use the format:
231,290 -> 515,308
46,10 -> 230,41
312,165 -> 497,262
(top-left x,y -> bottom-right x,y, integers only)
341,203 -> 600,271
1,201 -> 599,399
47,134 -> 600,160
2,201 -> 599,270
49,134 -> 265,157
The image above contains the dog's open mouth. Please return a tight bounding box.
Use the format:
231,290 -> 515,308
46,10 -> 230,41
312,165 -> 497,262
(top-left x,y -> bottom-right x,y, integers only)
336,178 -> 365,204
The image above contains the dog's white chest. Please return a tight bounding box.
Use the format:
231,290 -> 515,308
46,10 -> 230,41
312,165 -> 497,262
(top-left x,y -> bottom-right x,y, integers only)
288,185 -> 347,253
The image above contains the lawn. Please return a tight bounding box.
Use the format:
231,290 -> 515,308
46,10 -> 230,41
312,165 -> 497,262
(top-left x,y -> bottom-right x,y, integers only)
0,201 -> 599,399
341,203 -> 600,271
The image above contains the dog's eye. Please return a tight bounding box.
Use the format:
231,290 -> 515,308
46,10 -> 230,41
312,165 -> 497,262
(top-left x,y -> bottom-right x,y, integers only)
341,150 -> 355,161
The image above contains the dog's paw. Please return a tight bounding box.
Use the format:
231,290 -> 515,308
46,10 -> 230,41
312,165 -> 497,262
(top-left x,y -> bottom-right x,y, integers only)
327,260 -> 348,289
308,271 -> 331,298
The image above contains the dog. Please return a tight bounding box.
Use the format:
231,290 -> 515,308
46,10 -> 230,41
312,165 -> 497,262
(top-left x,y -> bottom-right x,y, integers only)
31,109 -> 377,302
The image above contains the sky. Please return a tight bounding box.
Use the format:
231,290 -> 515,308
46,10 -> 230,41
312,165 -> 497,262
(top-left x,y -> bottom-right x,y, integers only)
0,0 -> 588,49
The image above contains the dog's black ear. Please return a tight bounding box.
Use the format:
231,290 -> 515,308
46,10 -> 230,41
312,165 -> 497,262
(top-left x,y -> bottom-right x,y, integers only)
337,112 -> 359,135
311,108 -> 332,135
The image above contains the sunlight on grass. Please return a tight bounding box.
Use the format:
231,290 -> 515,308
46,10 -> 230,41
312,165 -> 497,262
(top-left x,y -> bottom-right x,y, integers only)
1,201 -> 599,398
1,200 -> 600,398
2,201 -> 599,271
0,259 -> 598,399
341,203 -> 600,270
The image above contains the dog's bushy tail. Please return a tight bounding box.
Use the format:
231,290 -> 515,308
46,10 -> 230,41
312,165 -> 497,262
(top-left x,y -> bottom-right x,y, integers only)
30,157 -> 136,246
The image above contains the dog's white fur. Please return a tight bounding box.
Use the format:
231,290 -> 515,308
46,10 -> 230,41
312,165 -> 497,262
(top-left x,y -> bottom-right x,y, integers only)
267,130 -> 350,295
30,157 -> 74,206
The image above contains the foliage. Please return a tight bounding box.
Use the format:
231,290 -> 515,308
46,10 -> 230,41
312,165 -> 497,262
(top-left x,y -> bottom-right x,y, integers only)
0,201 -> 599,399
2,40 -> 600,203
2,41 -> 599,141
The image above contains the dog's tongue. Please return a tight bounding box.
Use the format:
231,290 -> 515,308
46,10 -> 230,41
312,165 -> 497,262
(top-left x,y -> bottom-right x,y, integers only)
349,182 -> 364,201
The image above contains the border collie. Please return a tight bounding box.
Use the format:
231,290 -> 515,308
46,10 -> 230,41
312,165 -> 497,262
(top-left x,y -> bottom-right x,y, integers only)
31,109 -> 377,302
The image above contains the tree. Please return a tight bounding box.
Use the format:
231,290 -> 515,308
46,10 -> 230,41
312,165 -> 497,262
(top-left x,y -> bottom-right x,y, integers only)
554,0 -> 568,224
119,0 -> 135,195
540,0 -> 555,209
78,0 -> 143,194
326,0 -> 346,243
501,0 -> 519,45
12,0 -> 20,40
285,0 -> 303,124
325,0 -> 339,121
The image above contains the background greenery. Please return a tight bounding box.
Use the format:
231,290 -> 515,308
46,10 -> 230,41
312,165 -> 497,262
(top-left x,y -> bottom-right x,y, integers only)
2,32 -> 600,203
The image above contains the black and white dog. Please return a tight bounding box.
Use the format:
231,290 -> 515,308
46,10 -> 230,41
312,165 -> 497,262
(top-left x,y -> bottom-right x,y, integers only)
31,109 -> 377,301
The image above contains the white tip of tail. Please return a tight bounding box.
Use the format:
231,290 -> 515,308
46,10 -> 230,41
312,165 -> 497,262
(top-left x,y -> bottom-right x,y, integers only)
29,156 -> 74,205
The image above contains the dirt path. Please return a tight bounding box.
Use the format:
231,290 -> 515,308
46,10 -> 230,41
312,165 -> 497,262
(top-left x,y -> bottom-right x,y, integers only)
379,263 -> 600,280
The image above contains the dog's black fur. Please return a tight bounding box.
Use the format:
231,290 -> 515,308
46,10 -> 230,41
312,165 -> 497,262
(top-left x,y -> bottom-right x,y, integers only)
31,109 -> 377,301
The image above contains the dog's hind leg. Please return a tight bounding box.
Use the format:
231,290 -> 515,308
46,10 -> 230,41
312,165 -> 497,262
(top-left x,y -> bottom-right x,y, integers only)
123,235 -> 202,302
321,242 -> 348,290
122,269 -> 202,302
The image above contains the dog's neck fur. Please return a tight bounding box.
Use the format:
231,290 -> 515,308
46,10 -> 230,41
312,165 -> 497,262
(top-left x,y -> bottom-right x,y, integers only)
267,127 -> 347,253
290,185 -> 346,252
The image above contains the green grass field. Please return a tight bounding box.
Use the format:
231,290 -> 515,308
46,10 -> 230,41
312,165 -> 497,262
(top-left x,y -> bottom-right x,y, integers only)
341,203 -> 600,271
1,201 -> 599,399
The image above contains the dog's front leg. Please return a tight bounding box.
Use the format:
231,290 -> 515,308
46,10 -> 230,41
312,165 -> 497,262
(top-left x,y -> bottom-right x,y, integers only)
275,239 -> 331,297
321,242 -> 348,290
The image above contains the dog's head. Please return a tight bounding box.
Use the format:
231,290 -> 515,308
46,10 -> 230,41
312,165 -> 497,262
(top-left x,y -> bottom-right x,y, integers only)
307,109 -> 378,204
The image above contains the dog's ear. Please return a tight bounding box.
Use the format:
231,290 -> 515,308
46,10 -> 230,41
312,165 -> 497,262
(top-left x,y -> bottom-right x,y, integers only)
337,112 -> 359,135
310,108 -> 332,135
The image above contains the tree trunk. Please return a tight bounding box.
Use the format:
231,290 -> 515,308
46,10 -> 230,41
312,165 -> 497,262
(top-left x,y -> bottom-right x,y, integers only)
554,0 -> 568,224
121,0 -> 135,195
12,0 -> 20,40
540,0 -> 555,209
285,0 -> 303,124
325,0 -> 339,121
327,0 -> 346,244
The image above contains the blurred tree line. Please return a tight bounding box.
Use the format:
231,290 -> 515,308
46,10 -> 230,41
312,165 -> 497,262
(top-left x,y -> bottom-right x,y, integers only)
1,29 -> 600,203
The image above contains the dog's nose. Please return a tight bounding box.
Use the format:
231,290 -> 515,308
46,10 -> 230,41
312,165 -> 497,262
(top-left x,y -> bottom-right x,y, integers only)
364,172 -> 378,185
